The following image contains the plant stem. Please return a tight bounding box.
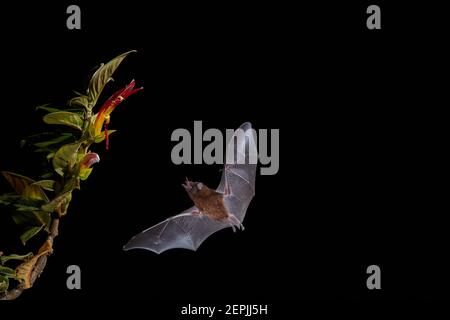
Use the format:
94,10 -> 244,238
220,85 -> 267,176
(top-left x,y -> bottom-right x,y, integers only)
0,106 -> 92,301
0,218 -> 60,300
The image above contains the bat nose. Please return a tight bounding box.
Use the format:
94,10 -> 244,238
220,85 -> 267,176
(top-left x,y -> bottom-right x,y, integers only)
183,179 -> 194,189
182,182 -> 191,190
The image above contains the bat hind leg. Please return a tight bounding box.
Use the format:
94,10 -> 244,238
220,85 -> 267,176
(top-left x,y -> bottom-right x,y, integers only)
227,214 -> 244,232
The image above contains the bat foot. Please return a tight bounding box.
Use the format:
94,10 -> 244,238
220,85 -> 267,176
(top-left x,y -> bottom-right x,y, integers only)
228,214 -> 244,232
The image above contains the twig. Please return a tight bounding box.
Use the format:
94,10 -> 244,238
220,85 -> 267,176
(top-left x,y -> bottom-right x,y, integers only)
0,218 -> 60,300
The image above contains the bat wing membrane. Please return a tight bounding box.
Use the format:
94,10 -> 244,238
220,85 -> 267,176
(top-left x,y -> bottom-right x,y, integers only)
123,206 -> 230,254
217,122 -> 257,222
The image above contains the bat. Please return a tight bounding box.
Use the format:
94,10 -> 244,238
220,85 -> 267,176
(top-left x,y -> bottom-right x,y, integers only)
123,122 -> 257,254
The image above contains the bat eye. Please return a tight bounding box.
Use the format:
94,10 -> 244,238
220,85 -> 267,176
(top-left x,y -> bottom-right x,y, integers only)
197,183 -> 203,190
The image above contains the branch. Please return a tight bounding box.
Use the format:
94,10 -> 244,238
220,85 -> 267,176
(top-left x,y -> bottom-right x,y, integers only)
0,218 -> 60,300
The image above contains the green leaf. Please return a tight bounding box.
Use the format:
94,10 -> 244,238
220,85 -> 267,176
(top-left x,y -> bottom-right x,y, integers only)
33,211 -> 51,229
13,204 -> 41,212
34,134 -> 74,149
40,172 -> 54,179
20,226 -> 44,245
0,194 -> 44,208
21,132 -> 54,145
79,168 -> 93,181
62,177 -> 80,193
87,50 -> 136,108
36,104 -> 83,114
94,129 -> 117,143
52,143 -> 80,176
11,209 -> 50,230
59,192 -> 72,216
9,208 -> 50,246
46,152 -> 56,161
34,148 -> 53,153
69,95 -> 89,109
32,180 -> 56,192
0,275 -> 9,292
0,193 -> 19,206
10,210 -> 51,243
1,172 -> 49,202
41,192 -> 71,214
0,253 -> 33,264
0,266 -> 15,278
43,112 -> 83,131
11,211 -> 31,226
36,104 -> 63,113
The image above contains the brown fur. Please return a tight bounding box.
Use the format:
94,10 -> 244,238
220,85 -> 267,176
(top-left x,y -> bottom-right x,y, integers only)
185,183 -> 229,221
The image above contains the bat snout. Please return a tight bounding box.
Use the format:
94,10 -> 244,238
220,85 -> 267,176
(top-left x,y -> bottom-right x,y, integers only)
182,180 -> 205,193
182,180 -> 194,191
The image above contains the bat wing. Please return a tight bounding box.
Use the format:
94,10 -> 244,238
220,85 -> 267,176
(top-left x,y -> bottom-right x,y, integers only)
123,206 -> 230,254
217,122 -> 257,222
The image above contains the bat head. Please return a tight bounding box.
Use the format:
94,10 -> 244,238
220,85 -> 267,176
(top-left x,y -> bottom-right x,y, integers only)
182,179 -> 206,195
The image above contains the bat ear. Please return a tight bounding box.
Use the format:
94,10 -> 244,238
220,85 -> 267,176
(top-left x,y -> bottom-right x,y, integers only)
197,182 -> 203,190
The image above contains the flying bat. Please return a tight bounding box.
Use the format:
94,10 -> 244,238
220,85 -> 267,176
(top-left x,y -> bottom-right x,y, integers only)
123,122 -> 257,254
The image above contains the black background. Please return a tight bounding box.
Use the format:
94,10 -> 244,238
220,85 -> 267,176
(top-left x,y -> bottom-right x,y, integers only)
0,0 -> 447,314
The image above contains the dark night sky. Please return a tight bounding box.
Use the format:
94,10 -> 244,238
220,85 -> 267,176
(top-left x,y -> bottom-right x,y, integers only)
0,0 -> 446,314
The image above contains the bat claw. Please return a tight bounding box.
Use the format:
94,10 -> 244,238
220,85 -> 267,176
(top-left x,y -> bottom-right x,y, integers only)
228,214 -> 244,232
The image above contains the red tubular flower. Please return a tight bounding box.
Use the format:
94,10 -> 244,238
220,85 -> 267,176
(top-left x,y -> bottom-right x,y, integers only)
94,80 -> 143,149
78,152 -> 100,181
79,153 -> 100,169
